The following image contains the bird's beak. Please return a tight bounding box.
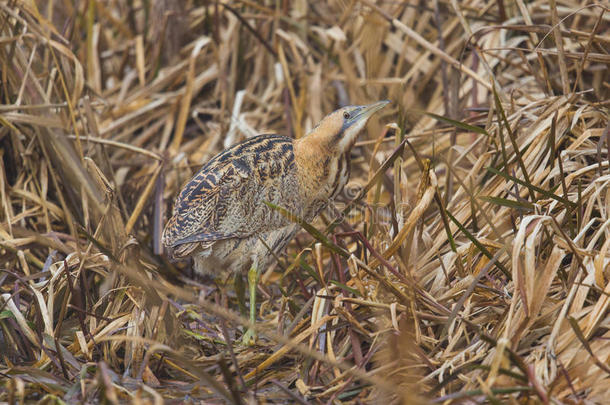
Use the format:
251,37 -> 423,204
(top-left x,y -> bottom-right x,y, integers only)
347,100 -> 390,126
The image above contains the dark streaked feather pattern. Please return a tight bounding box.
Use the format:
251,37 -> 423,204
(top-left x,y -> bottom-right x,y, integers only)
162,134 -> 301,258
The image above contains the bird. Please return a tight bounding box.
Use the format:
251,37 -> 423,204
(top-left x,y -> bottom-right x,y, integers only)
162,100 -> 389,344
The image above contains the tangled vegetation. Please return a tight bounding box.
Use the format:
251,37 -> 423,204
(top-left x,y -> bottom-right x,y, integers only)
1,0 -> 609,403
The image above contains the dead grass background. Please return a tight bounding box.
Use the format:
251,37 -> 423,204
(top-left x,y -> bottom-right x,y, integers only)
1,0 -> 609,403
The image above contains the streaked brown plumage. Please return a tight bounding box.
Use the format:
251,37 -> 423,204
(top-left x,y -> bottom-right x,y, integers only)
163,100 -> 389,343
163,134 -> 304,273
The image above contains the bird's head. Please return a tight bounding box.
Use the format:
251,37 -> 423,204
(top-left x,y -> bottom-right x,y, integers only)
305,100 -> 390,155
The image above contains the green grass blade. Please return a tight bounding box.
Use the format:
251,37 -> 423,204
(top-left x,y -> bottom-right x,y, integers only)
264,201 -> 349,258
479,196 -> 534,211
487,166 -> 575,208
491,84 -> 535,201
445,209 -> 511,278
424,111 -> 489,136
329,280 -> 362,297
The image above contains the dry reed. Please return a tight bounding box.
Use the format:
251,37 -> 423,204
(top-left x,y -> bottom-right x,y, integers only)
1,0 -> 609,403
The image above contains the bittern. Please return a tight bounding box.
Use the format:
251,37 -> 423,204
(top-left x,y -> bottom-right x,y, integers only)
162,100 -> 389,344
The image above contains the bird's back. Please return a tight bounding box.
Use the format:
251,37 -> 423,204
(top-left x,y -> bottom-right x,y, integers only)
163,134 -> 303,258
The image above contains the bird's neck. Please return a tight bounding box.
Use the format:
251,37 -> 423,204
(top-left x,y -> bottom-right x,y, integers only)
294,135 -> 330,180
294,135 -> 349,203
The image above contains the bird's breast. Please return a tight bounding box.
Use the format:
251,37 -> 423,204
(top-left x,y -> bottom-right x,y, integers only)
293,152 -> 352,224
329,153 -> 351,198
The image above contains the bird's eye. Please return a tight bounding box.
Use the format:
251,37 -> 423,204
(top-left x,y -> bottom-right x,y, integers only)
343,111 -> 350,119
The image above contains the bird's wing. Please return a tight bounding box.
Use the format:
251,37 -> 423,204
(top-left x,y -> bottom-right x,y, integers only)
162,135 -> 297,249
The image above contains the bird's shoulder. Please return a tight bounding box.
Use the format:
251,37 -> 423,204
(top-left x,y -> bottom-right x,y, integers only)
173,134 -> 295,213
